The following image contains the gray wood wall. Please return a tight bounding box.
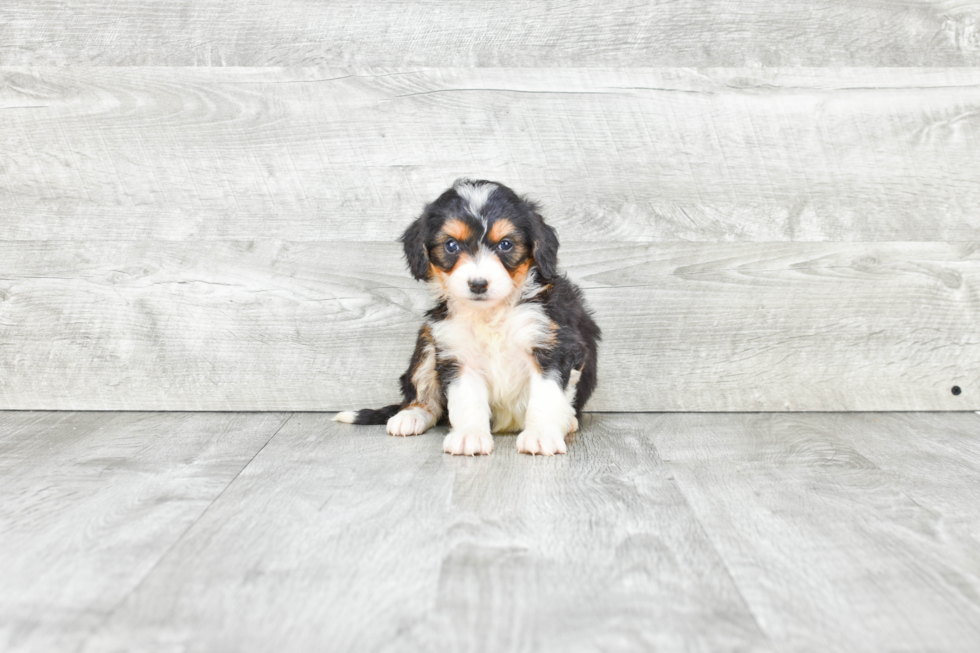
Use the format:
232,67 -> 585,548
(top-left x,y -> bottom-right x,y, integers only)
1,2 -> 978,411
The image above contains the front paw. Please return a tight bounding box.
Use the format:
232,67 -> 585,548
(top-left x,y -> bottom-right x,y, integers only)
443,429 -> 494,456
386,408 -> 432,436
516,429 -> 567,456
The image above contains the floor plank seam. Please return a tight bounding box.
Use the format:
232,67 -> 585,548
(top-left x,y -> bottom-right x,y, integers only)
662,459 -> 778,651
73,412 -> 296,652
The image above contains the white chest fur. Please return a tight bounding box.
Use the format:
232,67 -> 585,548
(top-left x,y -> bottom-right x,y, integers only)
431,301 -> 553,433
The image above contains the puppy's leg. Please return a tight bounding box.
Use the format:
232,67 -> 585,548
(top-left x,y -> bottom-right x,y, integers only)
387,404 -> 438,436
443,368 -> 494,455
517,373 -> 576,456
565,368 -> 582,434
387,325 -> 442,436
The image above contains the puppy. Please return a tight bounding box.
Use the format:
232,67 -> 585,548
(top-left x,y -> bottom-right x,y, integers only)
335,179 -> 600,456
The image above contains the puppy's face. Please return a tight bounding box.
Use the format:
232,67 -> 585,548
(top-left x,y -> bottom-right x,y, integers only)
401,180 -> 559,307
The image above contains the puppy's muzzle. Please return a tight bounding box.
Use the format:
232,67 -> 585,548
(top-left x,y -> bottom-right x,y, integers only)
468,278 -> 489,295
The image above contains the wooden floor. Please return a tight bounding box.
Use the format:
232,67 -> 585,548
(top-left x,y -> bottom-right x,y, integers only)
2,411 -> 980,652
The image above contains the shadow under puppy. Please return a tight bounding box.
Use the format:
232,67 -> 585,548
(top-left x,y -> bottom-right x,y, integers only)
335,179 -> 600,456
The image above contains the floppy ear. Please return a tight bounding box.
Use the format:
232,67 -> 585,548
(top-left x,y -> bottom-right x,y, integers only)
400,216 -> 430,280
531,213 -> 560,281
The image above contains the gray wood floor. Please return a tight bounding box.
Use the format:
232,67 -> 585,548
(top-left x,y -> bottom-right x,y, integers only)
2,411 -> 979,652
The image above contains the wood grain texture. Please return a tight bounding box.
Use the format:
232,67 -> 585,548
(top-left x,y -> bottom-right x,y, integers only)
0,411 -> 290,653
2,67 -> 980,242
7,412 -> 980,652
0,241 -> 976,412
2,1 -> 980,67
81,413 -> 771,653
649,412 -> 980,652
827,412 -> 980,541
80,413 -> 461,653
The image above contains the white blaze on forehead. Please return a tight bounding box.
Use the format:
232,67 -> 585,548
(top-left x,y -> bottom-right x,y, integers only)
453,181 -> 498,221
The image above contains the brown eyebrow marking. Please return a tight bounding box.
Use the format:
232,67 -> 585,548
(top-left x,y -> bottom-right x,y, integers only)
488,219 -> 515,243
443,219 -> 472,241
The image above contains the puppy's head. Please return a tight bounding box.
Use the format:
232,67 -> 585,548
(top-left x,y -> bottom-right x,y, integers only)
401,179 -> 559,306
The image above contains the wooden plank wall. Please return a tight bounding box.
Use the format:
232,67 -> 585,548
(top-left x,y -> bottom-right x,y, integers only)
1,3 -> 978,411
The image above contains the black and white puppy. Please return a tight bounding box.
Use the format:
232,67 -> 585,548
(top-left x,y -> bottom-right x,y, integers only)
335,179 -> 600,456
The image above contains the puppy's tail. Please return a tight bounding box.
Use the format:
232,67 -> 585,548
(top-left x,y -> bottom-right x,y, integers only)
333,404 -> 402,425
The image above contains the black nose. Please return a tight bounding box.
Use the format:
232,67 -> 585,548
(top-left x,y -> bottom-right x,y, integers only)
468,278 -> 489,294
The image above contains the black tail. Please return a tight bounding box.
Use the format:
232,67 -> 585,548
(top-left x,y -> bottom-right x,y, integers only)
333,404 -> 402,425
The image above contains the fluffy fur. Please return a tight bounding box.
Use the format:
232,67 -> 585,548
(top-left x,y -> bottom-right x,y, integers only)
335,179 -> 601,456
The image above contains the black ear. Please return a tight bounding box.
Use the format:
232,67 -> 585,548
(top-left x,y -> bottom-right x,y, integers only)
531,213 -> 560,281
400,216 -> 430,280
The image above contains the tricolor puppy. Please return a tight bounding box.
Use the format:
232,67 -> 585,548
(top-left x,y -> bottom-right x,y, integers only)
335,179 -> 600,456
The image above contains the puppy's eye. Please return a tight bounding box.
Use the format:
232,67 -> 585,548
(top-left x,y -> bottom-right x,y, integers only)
497,239 -> 514,252
444,239 -> 459,254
